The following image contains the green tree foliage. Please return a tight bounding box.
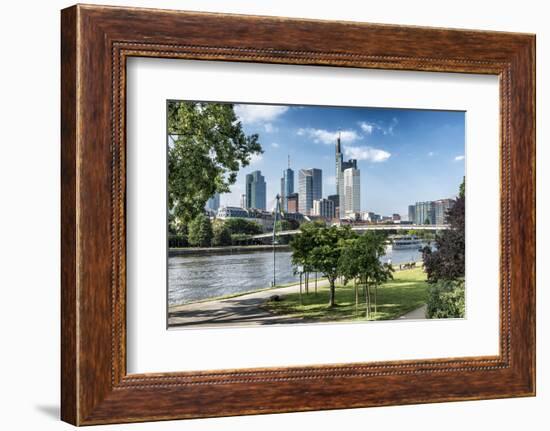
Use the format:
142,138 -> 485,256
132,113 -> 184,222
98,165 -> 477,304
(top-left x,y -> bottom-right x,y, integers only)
339,233 -> 393,317
291,223 -> 356,307
187,213 -> 213,247
212,222 -> 232,246
223,218 -> 263,235
290,221 -> 324,273
275,219 -> 301,231
426,279 -> 465,318
422,178 -> 465,282
168,101 -> 262,224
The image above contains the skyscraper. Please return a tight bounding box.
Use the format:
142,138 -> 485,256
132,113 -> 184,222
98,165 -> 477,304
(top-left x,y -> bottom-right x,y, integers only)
205,192 -> 220,212
335,134 -> 357,218
434,199 -> 455,225
280,155 -> 294,212
245,170 -> 266,210
298,168 -> 322,215
408,204 -> 416,223
415,201 -> 435,225
343,167 -> 361,216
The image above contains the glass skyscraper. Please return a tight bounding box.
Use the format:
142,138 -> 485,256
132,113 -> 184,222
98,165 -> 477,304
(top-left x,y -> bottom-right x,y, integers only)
335,135 -> 357,218
343,167 -> 361,215
245,170 -> 266,210
280,161 -> 294,212
298,168 -> 322,215
205,192 -> 220,212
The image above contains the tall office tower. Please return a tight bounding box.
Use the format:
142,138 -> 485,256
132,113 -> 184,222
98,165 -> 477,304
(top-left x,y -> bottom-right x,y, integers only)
280,156 -> 294,212
434,198 -> 455,225
335,134 -> 358,218
240,194 -> 246,209
205,192 -> 220,212
245,170 -> 266,210
408,204 -> 416,223
343,167 -> 361,215
415,201 -> 436,225
298,168 -> 322,215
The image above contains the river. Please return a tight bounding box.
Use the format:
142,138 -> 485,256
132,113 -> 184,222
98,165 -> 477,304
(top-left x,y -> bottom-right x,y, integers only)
168,245 -> 431,306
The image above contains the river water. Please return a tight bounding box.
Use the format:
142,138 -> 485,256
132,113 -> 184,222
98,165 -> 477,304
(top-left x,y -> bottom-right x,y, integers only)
168,246 -> 429,306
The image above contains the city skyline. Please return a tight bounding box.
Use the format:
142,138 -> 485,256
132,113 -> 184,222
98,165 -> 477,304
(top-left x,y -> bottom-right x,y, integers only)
217,103 -> 465,217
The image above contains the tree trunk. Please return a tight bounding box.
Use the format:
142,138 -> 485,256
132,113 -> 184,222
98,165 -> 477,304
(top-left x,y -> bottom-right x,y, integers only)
374,284 -> 378,315
365,283 -> 371,319
354,279 -> 358,314
328,278 -> 336,307
315,272 -> 318,295
305,272 -> 309,295
299,273 -> 303,305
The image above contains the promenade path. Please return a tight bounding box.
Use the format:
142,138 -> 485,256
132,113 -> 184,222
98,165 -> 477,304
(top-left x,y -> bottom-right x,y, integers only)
398,304 -> 427,320
168,274 -> 428,328
168,279 -> 330,328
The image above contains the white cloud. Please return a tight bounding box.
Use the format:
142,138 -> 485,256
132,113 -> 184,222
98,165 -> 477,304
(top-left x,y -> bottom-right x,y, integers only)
454,155 -> 465,161
344,146 -> 391,163
357,118 -> 398,136
248,153 -> 263,165
234,105 -> 289,124
428,151 -> 435,157
358,121 -> 375,134
297,128 -> 359,145
264,123 -> 278,133
270,142 -> 280,148
385,118 -> 398,135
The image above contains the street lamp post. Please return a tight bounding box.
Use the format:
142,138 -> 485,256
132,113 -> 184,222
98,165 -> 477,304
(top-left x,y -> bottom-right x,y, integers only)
272,194 -> 281,287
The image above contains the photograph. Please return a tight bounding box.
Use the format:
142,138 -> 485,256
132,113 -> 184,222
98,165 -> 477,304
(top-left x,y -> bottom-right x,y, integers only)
167,101 -> 466,328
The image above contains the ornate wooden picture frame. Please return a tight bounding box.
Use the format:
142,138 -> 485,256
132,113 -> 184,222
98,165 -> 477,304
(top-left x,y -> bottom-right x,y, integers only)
61,4 -> 535,425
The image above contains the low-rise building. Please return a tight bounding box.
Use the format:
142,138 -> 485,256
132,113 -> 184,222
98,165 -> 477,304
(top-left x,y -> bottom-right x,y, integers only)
312,198 -> 335,219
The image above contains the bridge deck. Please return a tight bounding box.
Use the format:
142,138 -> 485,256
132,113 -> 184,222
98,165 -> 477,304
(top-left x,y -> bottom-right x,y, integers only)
251,224 -> 449,239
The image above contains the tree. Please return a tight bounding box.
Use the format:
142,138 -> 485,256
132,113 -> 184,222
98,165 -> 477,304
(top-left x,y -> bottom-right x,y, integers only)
168,102 -> 262,224
340,233 -> 393,318
187,213 -> 213,247
223,218 -> 263,235
212,222 -> 232,246
422,178 -> 465,282
338,238 -> 362,313
289,222 -> 323,294
291,224 -> 356,307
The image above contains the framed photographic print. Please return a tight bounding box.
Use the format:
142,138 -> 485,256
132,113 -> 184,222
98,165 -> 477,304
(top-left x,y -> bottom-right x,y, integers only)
61,4 -> 535,425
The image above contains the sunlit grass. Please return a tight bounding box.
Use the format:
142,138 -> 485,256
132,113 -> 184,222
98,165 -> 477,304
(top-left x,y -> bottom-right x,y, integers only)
263,267 -> 429,322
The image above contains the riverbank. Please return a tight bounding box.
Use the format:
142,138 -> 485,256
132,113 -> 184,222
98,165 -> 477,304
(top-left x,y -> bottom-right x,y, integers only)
264,267 -> 429,322
168,267 -> 428,328
169,244 -> 290,256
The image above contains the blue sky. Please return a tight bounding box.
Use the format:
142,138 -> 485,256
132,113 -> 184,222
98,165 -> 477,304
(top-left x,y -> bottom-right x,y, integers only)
223,103 -> 465,218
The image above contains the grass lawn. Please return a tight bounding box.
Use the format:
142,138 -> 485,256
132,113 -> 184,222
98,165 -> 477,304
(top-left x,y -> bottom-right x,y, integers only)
263,267 -> 429,322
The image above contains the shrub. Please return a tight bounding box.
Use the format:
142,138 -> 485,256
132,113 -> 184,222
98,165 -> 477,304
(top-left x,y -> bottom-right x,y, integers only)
187,213 -> 213,247
426,279 -> 465,319
212,223 -> 232,246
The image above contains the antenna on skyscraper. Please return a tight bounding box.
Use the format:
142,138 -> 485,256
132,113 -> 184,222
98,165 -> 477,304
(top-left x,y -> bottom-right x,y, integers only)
288,154 -> 290,169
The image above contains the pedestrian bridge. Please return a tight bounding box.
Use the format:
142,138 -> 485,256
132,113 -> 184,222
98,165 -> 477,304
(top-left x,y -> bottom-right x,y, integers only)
251,224 -> 450,240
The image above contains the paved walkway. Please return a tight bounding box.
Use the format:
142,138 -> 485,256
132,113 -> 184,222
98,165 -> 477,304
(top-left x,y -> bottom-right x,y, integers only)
398,304 -> 427,320
168,279 -> 330,328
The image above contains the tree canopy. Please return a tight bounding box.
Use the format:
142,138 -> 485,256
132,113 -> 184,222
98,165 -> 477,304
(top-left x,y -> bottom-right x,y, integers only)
422,178 -> 465,282
168,101 -> 262,225
290,223 -> 357,307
